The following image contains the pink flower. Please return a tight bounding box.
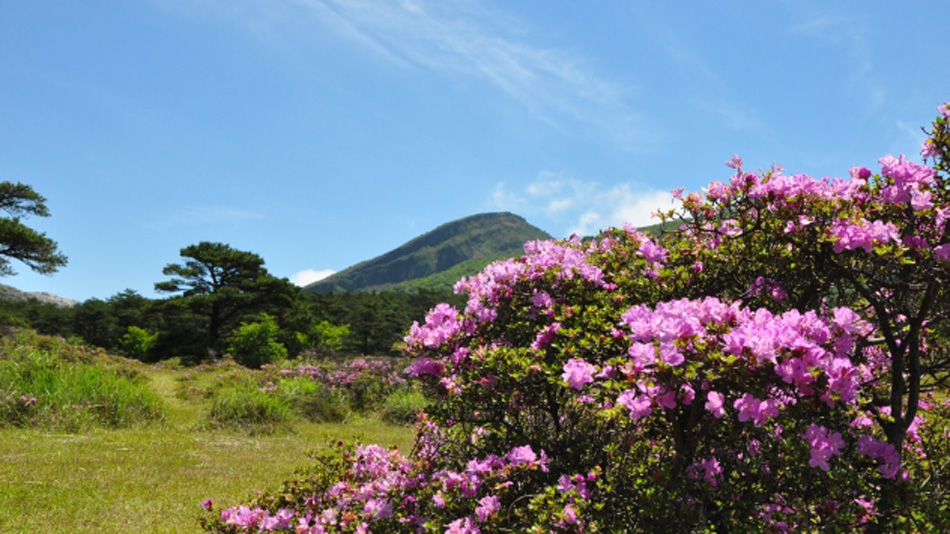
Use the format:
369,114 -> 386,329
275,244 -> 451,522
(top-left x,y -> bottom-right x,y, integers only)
406,357 -> 445,378
726,154 -> 743,170
446,516 -> 481,534
618,389 -> 653,420
562,504 -> 579,525
506,445 -> 538,466
531,291 -> 554,310
734,393 -> 780,426
475,495 -> 500,522
802,424 -> 845,471
531,322 -> 561,350
679,383 -> 696,405
562,358 -> 596,391
858,436 -> 901,478
705,391 -> 725,418
938,101 -> 950,118
689,456 -> 723,487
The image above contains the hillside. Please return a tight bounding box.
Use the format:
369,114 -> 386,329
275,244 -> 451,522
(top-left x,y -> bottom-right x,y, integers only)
0,283 -> 76,308
303,212 -> 551,293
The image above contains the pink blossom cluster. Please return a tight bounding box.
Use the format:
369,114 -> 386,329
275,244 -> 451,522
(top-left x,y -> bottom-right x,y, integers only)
405,303 -> 468,350
802,423 -> 845,471
830,218 -> 901,253
687,456 -> 723,487
284,358 -> 404,389
219,506 -> 293,531
878,154 -> 937,209
453,237 -> 606,325
686,149 -> 950,266
214,443 -> 552,533
857,435 -> 902,478
597,298 -> 872,435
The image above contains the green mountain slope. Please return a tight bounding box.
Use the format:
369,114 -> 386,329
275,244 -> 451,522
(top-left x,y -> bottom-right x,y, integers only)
303,213 -> 551,293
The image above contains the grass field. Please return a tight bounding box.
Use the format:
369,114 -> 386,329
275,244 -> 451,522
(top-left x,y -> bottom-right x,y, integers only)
0,366 -> 415,533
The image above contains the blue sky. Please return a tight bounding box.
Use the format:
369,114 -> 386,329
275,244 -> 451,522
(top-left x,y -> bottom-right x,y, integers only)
1,1 -> 946,302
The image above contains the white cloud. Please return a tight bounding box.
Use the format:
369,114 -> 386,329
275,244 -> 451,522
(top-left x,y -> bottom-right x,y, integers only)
290,268 -> 337,287
492,172 -> 677,238
156,0 -> 649,151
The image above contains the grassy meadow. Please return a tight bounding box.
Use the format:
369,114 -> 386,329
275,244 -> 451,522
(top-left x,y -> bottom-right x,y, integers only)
0,332 -> 416,533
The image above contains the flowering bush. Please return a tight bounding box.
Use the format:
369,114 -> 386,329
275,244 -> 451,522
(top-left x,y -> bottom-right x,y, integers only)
282,357 -> 409,412
203,103 -> 950,532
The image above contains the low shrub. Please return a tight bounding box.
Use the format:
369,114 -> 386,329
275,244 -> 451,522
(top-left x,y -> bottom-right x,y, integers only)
229,314 -> 287,369
118,325 -> 159,361
279,357 -> 408,412
205,384 -> 292,434
276,376 -> 350,423
380,388 -> 428,425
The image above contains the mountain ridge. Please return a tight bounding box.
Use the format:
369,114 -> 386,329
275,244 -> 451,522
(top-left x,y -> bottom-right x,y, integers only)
304,212 -> 551,293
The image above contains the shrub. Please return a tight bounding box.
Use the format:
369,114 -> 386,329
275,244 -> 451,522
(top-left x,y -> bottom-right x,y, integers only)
203,103 -> 950,533
280,357 -> 408,412
277,376 -> 349,423
118,325 -> 159,361
206,383 -> 291,433
380,388 -> 428,425
228,314 -> 288,369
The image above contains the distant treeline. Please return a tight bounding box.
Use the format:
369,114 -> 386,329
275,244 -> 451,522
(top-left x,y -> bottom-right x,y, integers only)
0,287 -> 462,363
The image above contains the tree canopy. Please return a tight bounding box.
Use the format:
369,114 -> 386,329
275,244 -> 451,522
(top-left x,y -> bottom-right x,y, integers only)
155,241 -> 296,356
0,181 -> 67,276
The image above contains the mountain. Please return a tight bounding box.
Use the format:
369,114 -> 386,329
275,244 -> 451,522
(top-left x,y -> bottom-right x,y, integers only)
303,212 -> 551,293
0,283 -> 77,308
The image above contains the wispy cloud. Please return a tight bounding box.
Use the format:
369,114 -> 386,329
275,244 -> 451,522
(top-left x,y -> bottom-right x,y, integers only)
155,0 -> 650,151
634,10 -> 772,139
149,205 -> 264,229
785,11 -> 885,115
290,268 -> 336,287
492,172 -> 676,237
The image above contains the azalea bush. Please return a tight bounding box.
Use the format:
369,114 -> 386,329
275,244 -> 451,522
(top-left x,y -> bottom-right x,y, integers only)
203,103 -> 950,532
280,357 -> 410,412
179,355 -> 416,430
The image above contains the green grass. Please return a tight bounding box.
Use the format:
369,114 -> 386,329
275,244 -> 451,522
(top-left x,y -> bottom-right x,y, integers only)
0,365 -> 415,533
206,384 -> 293,433
0,331 -> 165,431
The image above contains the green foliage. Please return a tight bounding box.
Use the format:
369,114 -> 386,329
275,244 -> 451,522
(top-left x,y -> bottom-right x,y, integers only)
393,252 -> 513,293
303,289 -> 460,355
118,326 -> 159,360
380,388 -> 428,425
298,319 -> 349,354
0,298 -> 74,337
276,376 -> 349,423
205,383 -> 292,434
0,329 -> 165,431
0,181 -> 67,276
228,314 -> 288,369
156,242 -> 298,357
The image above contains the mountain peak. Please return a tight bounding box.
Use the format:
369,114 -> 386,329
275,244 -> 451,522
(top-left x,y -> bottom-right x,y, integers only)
304,212 -> 550,293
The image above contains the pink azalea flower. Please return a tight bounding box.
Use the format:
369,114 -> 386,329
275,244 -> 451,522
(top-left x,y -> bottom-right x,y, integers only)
618,389 -> 652,420
562,358 -> 596,390
705,391 -> 725,418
